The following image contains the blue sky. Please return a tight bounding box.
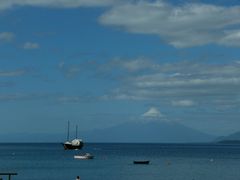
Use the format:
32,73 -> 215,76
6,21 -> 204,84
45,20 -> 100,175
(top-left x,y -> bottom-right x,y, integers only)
0,0 -> 240,137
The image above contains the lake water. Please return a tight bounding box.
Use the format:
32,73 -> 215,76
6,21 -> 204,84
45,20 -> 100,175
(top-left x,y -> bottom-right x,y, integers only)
0,143 -> 240,180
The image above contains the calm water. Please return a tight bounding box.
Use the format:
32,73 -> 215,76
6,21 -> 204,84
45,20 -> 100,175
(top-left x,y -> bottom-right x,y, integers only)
0,143 -> 240,180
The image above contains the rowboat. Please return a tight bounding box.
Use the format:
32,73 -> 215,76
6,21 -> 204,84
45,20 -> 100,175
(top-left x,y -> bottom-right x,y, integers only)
133,160 -> 150,164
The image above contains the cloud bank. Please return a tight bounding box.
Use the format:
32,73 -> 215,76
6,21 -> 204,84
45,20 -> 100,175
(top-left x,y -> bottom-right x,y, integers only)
1,1 -> 240,47
101,59 -> 240,109
100,1 -> 240,47
58,57 -> 240,109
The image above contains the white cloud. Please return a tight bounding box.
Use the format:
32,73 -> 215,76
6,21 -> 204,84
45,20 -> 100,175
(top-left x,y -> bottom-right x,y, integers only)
58,62 -> 82,78
100,1 -> 240,47
120,58 -> 154,72
103,60 -> 240,109
0,0 -> 120,10
142,107 -> 164,119
2,1 -> 240,48
0,32 -> 15,43
0,69 -> 27,77
0,93 -> 54,102
134,76 -> 240,88
102,57 -> 157,72
23,42 -> 40,49
172,100 -> 195,107
219,30 -> 240,46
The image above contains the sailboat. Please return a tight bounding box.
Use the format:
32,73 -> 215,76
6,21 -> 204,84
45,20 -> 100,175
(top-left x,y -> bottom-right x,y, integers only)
63,121 -> 84,150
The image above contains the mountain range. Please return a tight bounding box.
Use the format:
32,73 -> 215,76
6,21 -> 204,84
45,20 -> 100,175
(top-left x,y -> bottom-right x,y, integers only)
82,121 -> 215,143
215,131 -> 240,143
0,121 -> 217,143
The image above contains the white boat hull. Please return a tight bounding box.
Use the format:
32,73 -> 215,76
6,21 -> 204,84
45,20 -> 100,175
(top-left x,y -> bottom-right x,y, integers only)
74,153 -> 94,159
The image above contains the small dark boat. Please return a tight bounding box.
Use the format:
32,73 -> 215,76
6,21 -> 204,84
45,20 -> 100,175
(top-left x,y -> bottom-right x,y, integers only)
133,160 -> 150,164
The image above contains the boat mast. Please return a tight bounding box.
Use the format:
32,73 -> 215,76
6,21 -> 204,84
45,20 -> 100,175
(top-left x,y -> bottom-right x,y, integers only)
76,125 -> 78,139
67,121 -> 70,141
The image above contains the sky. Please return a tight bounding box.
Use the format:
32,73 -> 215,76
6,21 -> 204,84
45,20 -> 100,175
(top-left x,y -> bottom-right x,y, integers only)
0,0 -> 240,138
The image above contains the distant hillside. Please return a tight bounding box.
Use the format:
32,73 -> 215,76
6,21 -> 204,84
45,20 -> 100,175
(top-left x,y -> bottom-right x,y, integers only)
0,121 -> 216,143
216,131 -> 240,144
83,121 -> 216,143
0,132 -> 64,143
